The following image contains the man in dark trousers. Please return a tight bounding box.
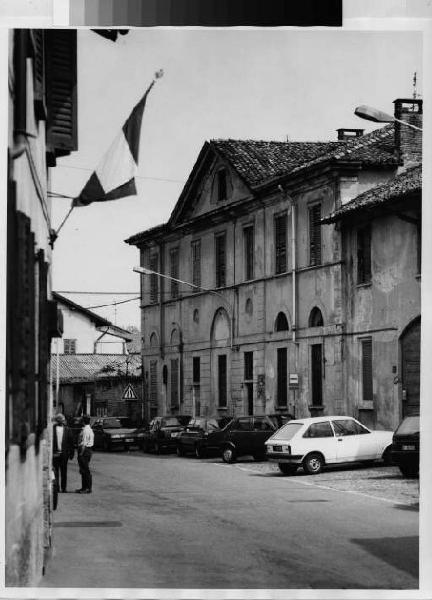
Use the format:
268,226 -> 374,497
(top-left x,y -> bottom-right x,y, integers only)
76,415 -> 94,494
52,413 -> 74,493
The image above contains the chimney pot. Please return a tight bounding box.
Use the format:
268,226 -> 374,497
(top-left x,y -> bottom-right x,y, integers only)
337,128 -> 364,141
393,98 -> 422,165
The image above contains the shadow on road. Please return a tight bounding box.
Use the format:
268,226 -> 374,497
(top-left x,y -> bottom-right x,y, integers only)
393,502 -> 419,512
351,536 -> 418,579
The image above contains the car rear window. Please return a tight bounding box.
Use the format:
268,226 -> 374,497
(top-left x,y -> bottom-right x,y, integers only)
395,416 -> 419,435
103,418 -> 121,428
271,422 -> 303,441
163,417 -> 182,427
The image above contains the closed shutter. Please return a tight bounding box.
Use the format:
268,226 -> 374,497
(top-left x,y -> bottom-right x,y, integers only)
170,358 -> 179,408
37,250 -> 49,440
311,344 -> 323,405
29,30 -> 46,120
193,357 -> 200,384
244,226 -> 254,280
244,352 -> 253,381
357,225 -> 371,284
45,30 -> 77,159
191,240 -> 201,289
309,204 -> 322,266
150,254 -> 159,303
361,338 -> 373,401
215,234 -> 226,288
170,248 -> 179,299
149,360 -> 158,407
218,355 -> 227,407
275,215 -> 287,274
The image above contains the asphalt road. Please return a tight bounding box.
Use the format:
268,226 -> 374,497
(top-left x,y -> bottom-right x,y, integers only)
41,450 -> 419,590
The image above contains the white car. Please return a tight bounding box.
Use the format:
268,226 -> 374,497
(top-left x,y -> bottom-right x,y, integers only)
265,416 -> 393,475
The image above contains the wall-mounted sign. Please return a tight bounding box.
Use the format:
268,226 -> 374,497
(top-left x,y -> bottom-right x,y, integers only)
289,373 -> 299,389
122,383 -> 138,400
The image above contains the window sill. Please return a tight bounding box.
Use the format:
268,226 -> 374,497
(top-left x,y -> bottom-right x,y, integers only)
217,407 -> 228,411
356,282 -> 372,289
308,405 -> 325,411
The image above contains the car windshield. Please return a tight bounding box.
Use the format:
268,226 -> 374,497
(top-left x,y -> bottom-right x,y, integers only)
118,418 -> 134,427
103,418 -> 121,428
163,417 -> 182,427
270,422 -> 304,441
395,416 -> 420,435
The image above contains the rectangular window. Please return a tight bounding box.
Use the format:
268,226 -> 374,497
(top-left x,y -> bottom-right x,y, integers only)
170,358 -> 179,408
309,203 -> 322,266
149,360 -> 158,407
361,338 -> 373,401
191,239 -> 201,290
276,347 -> 287,406
311,344 -> 323,406
149,253 -> 159,303
193,356 -> 201,384
170,247 -> 179,299
215,233 -> 226,288
244,351 -> 253,381
64,339 -> 76,355
274,214 -> 287,274
244,225 -> 254,281
218,354 -> 227,408
357,225 -> 371,284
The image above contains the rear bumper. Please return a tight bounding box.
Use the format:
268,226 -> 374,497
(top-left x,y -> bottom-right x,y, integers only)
391,450 -> 419,468
267,453 -> 303,464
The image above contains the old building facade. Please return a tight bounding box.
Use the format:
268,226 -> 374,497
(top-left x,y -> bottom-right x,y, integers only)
126,98 -> 421,431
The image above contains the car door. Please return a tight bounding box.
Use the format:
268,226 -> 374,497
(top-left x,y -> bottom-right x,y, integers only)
229,418 -> 252,455
332,418 -> 368,462
301,420 -> 338,463
252,417 -> 275,455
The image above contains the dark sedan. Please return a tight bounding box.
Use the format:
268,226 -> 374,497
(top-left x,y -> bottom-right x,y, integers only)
391,414 -> 419,477
219,415 -> 280,463
176,417 -> 230,458
92,416 -> 138,451
141,415 -> 191,453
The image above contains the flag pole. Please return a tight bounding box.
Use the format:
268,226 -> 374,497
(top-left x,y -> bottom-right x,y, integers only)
49,199 -> 75,247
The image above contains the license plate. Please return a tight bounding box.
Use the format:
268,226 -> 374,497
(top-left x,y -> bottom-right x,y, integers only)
402,444 -> 415,451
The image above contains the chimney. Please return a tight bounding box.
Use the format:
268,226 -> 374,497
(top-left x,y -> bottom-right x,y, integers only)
393,98 -> 422,165
337,128 -> 364,141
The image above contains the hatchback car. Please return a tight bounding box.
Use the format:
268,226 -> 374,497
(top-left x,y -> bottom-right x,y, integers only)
141,415 -> 191,453
176,417 -> 229,458
219,415 -> 279,463
92,416 -> 138,451
391,414 -> 419,477
265,416 -> 393,475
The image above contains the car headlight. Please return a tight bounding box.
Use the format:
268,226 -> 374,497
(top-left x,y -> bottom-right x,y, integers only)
137,433 -> 145,438
111,434 -> 121,439
282,445 -> 291,453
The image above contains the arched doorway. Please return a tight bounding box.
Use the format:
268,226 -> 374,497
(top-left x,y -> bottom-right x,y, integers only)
400,317 -> 420,417
210,308 -> 231,415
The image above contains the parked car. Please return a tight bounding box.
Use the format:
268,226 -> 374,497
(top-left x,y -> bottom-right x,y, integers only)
176,417 -> 229,458
92,416 -> 138,451
219,415 -> 279,463
141,415 -> 191,453
265,416 -> 394,475
391,414 -> 419,477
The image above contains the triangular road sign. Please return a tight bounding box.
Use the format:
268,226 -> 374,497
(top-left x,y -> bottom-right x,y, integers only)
122,383 -> 138,400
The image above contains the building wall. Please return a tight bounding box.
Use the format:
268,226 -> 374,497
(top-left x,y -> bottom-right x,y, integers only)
58,304 -> 126,354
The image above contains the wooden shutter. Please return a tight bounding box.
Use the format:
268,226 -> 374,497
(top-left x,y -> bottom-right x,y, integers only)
29,30 -> 46,120
191,240 -> 201,289
150,254 -> 159,303
276,348 -> 287,406
244,352 -> 253,381
244,226 -> 254,280
45,30 -> 77,159
170,359 -> 179,408
218,355 -> 227,407
311,344 -> 323,406
13,30 -> 28,134
149,360 -> 158,407
357,225 -> 371,284
193,357 -> 200,384
37,250 -> 49,440
309,204 -> 322,266
215,233 -> 226,288
275,215 -> 287,274
361,338 -> 373,401
170,248 -> 179,299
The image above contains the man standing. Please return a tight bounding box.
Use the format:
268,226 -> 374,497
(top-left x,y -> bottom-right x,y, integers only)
52,413 -> 74,493
76,415 -> 94,494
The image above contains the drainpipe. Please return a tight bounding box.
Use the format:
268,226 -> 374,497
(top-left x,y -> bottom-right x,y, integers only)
291,198 -> 297,342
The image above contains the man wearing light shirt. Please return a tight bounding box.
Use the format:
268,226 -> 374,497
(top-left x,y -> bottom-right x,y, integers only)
76,415 -> 94,494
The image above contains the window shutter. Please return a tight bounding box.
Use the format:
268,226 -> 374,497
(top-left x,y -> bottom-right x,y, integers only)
191,240 -> 201,290
170,358 -> 179,408
244,226 -> 254,280
149,253 -> 159,303
29,30 -> 46,120
193,357 -> 200,384
309,204 -> 322,266
362,338 -> 373,401
218,355 -> 227,407
170,248 -> 179,299
149,360 -> 158,407
215,234 -> 226,288
45,30 -> 77,159
275,215 -> 287,274
357,225 -> 371,284
37,250 -> 49,440
276,348 -> 287,406
244,352 -> 253,381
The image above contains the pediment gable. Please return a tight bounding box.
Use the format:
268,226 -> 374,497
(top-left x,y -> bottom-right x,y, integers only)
169,142 -> 253,227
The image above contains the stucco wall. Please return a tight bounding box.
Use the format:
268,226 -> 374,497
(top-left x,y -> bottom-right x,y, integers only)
58,306 -> 125,354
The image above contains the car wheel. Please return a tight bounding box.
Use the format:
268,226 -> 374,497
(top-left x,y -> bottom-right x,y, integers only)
154,441 -> 161,455
382,446 -> 393,466
103,439 -> 111,452
302,453 -> 324,475
222,446 -> 236,464
399,464 -> 418,478
124,444 -> 129,452
195,444 -> 206,459
177,445 -> 185,457
278,463 -> 297,475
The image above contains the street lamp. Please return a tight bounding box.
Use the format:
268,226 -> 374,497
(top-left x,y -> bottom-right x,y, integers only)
133,266 -> 234,348
354,105 -> 422,131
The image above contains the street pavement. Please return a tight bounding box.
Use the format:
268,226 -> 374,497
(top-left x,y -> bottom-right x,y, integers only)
40,449 -> 419,590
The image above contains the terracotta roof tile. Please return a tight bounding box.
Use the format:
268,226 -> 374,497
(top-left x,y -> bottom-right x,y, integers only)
51,353 -> 142,383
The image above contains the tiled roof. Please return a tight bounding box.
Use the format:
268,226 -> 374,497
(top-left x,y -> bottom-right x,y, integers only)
212,124 -> 397,188
51,353 -> 142,383
322,163 -> 422,223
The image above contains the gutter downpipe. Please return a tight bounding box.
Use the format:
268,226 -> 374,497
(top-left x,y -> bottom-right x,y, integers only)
291,197 -> 297,343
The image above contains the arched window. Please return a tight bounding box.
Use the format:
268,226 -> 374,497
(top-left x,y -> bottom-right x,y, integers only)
275,312 -> 289,332
309,307 -> 324,327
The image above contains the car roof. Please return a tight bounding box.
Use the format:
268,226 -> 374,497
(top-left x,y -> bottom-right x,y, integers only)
283,416 -> 359,425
